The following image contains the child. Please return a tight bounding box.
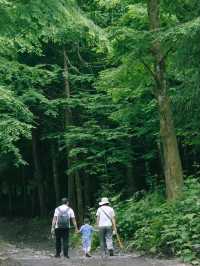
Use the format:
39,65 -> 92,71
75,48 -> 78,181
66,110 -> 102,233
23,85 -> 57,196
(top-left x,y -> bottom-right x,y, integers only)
79,218 -> 94,257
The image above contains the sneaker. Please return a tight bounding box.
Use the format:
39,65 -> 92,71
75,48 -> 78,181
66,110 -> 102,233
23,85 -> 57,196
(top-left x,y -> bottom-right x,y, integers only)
86,253 -> 92,257
64,255 -> 70,259
54,254 -> 60,258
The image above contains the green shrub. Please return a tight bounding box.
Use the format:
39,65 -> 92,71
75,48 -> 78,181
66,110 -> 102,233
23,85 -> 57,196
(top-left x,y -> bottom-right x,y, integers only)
115,177 -> 200,265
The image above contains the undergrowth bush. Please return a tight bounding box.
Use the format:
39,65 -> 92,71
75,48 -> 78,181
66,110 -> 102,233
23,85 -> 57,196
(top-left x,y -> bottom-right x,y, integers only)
115,177 -> 200,265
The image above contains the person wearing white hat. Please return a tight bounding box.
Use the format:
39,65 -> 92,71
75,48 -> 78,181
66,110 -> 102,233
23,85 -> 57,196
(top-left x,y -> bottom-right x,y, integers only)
96,197 -> 117,256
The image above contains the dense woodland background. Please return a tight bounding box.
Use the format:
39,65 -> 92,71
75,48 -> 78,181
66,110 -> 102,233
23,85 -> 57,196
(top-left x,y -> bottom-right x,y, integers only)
1,1 -> 200,261
0,0 -> 200,265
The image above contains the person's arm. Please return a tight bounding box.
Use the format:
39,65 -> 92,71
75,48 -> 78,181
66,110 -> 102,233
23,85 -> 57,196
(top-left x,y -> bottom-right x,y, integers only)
96,215 -> 100,227
51,216 -> 57,234
79,226 -> 83,234
51,208 -> 59,232
111,208 -> 117,233
92,225 -> 98,232
111,216 -> 117,233
69,208 -> 78,233
96,208 -> 100,227
72,217 -> 79,233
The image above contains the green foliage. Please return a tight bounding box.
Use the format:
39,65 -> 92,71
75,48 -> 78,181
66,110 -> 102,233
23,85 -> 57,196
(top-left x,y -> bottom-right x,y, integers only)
0,86 -> 33,164
0,2 -> 200,265
62,122 -> 132,178
116,178 -> 200,264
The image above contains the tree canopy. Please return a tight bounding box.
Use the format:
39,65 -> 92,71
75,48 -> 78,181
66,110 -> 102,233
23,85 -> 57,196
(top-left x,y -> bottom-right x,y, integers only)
0,0 -> 200,223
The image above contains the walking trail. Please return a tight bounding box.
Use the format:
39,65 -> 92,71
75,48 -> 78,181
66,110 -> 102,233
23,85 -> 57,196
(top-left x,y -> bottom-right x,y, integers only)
0,242 -> 189,266
0,219 -> 190,266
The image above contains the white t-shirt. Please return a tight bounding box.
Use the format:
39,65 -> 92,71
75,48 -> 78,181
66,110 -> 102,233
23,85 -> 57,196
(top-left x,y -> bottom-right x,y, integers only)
96,205 -> 115,227
54,204 -> 75,228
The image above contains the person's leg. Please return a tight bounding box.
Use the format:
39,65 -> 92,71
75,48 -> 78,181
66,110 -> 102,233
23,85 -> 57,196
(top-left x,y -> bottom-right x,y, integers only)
85,238 -> 91,257
105,227 -> 114,256
62,228 -> 69,258
55,229 -> 61,257
87,238 -> 92,254
99,227 -> 107,255
82,238 -> 87,256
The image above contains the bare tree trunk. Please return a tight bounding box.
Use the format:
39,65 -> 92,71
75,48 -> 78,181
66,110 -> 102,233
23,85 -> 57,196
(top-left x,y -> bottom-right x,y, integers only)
67,158 -> 76,209
51,143 -> 60,205
63,49 -> 72,127
84,174 -> 90,210
147,0 -> 183,200
63,48 -> 76,207
63,48 -> 84,220
8,185 -> 12,216
21,166 -> 27,216
31,190 -> 36,217
157,138 -> 165,174
126,163 -> 136,195
32,129 -> 47,216
126,139 -> 136,195
158,95 -> 183,199
75,172 -> 84,224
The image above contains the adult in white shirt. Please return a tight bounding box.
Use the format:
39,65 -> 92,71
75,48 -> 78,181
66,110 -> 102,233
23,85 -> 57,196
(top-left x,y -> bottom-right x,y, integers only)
96,197 -> 117,256
51,198 -> 78,258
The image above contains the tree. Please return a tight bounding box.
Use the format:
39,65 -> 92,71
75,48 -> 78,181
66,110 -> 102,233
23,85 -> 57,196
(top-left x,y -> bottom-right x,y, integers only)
1,0 -> 200,218
94,0 -> 185,200
147,0 -> 183,200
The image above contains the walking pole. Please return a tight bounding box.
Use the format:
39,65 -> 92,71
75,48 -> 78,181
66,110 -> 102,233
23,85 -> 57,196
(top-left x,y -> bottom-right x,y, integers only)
116,232 -> 124,249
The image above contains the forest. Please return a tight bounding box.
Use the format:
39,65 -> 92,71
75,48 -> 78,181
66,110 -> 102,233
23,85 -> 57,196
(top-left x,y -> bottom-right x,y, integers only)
1,0 -> 200,264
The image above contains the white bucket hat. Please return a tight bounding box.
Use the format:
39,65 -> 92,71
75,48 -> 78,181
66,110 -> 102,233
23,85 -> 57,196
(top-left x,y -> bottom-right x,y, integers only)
99,197 -> 110,206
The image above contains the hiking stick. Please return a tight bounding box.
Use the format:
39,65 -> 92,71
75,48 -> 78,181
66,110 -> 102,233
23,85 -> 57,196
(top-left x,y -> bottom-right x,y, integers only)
116,232 -> 124,249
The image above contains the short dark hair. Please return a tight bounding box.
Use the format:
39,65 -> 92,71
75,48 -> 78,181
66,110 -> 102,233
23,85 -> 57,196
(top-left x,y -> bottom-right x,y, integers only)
61,197 -> 69,204
84,217 -> 90,224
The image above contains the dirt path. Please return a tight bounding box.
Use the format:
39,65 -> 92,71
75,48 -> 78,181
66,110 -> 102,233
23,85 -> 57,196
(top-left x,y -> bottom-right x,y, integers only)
1,244 -> 189,266
0,219 -> 190,266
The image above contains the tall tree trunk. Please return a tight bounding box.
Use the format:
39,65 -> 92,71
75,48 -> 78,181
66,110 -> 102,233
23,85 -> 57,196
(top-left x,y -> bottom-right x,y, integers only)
147,0 -> 183,200
32,129 -> 47,216
75,172 -> 84,224
21,166 -> 27,216
67,158 -> 77,210
8,184 -> 12,216
126,162 -> 136,196
63,49 -> 72,127
63,48 -> 84,220
157,138 -> 165,175
126,139 -> 136,195
84,174 -> 90,211
31,190 -> 36,217
63,48 -> 75,207
51,143 -> 60,205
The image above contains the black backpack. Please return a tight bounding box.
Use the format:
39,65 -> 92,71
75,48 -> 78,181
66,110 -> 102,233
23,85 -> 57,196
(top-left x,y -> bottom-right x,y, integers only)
57,207 -> 70,229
